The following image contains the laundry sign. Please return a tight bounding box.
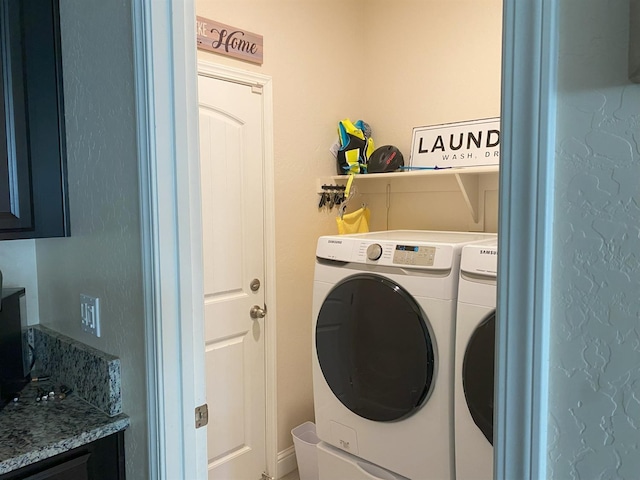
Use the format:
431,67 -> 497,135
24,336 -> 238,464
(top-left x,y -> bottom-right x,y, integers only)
196,16 -> 263,65
410,118 -> 500,169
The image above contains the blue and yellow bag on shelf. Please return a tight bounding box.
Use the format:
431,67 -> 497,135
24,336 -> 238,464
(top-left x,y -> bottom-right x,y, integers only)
336,119 -> 374,175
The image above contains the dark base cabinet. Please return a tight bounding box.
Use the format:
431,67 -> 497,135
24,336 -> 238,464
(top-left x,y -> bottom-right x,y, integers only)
0,432 -> 125,480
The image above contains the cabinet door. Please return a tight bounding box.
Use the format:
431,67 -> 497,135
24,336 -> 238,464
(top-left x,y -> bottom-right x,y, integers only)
0,432 -> 125,480
0,0 -> 69,240
0,0 -> 33,233
23,453 -> 90,480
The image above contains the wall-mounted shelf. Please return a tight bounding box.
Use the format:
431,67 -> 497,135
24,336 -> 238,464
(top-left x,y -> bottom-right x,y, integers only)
328,165 -> 498,182
317,165 -> 499,230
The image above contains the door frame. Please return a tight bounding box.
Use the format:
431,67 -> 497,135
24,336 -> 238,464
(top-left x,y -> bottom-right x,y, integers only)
197,59 -> 278,478
133,0 -> 556,478
133,0 -> 207,479
495,1 -> 557,479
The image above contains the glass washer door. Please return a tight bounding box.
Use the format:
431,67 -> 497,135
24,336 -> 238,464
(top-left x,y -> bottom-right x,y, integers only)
315,273 -> 435,422
462,311 -> 495,445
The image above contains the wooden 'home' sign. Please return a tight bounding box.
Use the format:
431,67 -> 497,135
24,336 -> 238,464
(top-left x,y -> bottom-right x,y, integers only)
196,16 -> 263,65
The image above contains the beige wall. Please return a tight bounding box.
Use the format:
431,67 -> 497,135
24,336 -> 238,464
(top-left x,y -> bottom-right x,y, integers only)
198,0 -> 502,454
359,0 -> 502,232
362,0 -> 503,153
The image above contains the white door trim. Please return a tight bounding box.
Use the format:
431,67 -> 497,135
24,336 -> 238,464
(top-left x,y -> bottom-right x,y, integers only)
496,1 -> 557,479
197,59 -> 278,478
133,1 -> 207,479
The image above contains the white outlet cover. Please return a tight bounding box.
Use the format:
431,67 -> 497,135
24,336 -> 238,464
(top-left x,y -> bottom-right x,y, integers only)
80,294 -> 101,337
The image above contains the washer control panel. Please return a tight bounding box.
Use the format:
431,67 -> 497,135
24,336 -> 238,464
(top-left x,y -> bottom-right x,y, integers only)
393,245 -> 436,266
316,234 -> 461,271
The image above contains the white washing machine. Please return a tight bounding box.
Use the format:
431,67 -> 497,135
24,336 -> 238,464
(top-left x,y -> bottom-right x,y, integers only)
454,238 -> 498,480
312,230 -> 496,480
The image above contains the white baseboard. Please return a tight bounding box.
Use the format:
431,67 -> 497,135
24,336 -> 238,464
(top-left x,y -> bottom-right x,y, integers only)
277,445 -> 297,479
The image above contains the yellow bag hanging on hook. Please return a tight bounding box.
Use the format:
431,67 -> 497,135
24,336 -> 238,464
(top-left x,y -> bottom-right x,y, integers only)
336,206 -> 371,235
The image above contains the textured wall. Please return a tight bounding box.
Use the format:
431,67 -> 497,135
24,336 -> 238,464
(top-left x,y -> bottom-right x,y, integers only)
548,1 -> 640,478
33,0 -> 148,478
0,239 -> 39,324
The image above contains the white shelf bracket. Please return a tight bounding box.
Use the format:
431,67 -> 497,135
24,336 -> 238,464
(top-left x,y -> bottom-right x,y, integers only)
454,173 -> 479,223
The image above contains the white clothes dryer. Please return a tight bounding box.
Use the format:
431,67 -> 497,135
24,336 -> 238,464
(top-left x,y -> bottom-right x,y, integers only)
312,230 -> 496,480
454,239 -> 498,480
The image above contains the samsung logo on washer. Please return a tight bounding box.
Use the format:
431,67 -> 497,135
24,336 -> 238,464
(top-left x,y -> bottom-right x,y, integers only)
410,117 -> 500,169
328,240 -> 343,244
480,249 -> 497,255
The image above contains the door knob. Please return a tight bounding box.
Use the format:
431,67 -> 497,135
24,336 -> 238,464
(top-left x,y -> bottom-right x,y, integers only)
250,305 -> 267,319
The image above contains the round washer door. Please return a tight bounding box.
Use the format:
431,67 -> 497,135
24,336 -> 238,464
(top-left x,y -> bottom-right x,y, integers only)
315,273 -> 435,422
462,311 -> 495,445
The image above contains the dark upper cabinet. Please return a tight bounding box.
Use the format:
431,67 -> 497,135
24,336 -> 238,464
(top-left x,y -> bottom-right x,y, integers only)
0,0 -> 69,240
632,0 -> 640,83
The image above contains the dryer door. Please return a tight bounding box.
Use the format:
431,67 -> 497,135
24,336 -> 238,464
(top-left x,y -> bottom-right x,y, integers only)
315,273 -> 435,422
462,311 -> 495,445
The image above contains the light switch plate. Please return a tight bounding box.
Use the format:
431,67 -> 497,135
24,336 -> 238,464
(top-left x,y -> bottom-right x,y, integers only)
80,294 -> 101,337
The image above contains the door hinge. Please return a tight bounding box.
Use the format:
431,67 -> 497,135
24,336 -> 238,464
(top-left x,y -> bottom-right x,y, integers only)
251,84 -> 263,95
261,473 -> 274,480
195,404 -> 208,428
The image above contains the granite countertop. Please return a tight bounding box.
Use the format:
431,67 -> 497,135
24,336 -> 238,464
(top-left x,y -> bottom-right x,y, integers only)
0,381 -> 129,474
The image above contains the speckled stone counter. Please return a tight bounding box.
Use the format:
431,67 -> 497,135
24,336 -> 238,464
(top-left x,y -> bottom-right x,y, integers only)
0,382 -> 129,474
0,326 -> 128,475
31,325 -> 122,416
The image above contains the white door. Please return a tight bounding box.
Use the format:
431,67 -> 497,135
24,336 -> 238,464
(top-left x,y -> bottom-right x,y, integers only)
198,73 -> 267,480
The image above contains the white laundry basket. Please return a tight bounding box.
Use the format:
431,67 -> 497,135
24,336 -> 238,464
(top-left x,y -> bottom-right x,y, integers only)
291,421 -> 320,480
